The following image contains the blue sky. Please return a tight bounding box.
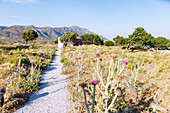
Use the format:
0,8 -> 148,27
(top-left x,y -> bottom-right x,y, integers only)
0,0 -> 170,40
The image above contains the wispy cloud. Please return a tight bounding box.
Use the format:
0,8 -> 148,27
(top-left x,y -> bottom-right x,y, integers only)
10,15 -> 21,18
2,0 -> 37,3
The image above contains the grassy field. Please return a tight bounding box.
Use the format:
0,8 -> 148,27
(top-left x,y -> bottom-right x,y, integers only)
60,45 -> 170,113
0,44 -> 169,113
0,44 -> 57,112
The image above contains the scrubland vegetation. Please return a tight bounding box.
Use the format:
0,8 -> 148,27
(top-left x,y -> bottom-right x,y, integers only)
60,45 -> 170,113
0,26 -> 170,113
0,44 -> 57,112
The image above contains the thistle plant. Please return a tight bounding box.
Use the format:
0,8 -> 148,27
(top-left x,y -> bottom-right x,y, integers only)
81,83 -> 90,113
81,79 -> 99,113
90,79 -> 98,113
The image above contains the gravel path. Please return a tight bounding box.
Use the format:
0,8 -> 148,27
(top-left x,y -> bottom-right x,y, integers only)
15,49 -> 72,113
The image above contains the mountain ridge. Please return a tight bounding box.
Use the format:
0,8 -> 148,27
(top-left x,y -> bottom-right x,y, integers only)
0,25 -> 107,40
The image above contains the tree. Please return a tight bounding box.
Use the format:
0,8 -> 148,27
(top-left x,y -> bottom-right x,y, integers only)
128,27 -> 155,47
80,34 -> 104,45
60,32 -> 78,45
93,35 -> 104,45
154,37 -> 170,49
113,35 -> 124,46
104,41 -> 114,46
21,29 -> 38,44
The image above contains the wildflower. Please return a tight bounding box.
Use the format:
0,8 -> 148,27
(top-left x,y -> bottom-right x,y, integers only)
122,59 -> 128,65
79,57 -> 81,59
81,83 -> 87,88
95,53 -> 100,57
90,79 -> 99,85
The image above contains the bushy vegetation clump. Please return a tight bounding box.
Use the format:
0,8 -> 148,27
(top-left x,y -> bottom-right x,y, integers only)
80,34 -> 104,45
104,40 -> 114,46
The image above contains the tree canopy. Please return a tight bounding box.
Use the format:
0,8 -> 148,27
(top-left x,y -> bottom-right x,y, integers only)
80,34 -> 104,45
128,27 -> 155,47
60,32 -> 78,45
111,27 -> 170,49
113,35 -> 125,45
21,29 -> 38,44
104,41 -> 114,46
154,37 -> 170,49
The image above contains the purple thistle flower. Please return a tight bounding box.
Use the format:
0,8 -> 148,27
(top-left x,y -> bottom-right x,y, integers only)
122,59 -> 129,65
79,57 -> 81,59
95,53 -> 100,57
90,79 -> 99,85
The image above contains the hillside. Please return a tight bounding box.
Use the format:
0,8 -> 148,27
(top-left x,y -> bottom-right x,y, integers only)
0,25 -> 107,40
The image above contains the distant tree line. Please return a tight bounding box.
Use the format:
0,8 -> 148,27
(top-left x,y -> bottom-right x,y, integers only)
80,34 -> 104,45
113,27 -> 170,49
59,32 -> 104,45
56,27 -> 170,49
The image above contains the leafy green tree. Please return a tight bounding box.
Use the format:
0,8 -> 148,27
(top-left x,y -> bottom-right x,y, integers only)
60,32 -> 78,45
122,38 -> 130,45
80,34 -> 104,45
113,35 -> 124,45
104,40 -> 114,46
128,27 -> 155,47
21,29 -> 38,44
155,37 -> 170,49
93,35 -> 104,45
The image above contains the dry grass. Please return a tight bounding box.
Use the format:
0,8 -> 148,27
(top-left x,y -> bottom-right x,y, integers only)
61,45 -> 170,113
0,44 -> 57,112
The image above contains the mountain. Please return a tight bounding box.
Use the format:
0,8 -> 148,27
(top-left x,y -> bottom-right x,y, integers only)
0,25 -> 107,40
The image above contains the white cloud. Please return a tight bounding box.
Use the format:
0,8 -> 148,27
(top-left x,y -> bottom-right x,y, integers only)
2,0 -> 37,3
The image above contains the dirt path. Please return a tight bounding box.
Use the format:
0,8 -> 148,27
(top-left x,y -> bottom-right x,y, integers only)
15,49 -> 72,113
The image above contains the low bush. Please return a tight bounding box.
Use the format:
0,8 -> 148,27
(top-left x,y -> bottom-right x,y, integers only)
0,56 -> 5,64
21,57 -> 30,64
60,58 -> 67,63
104,40 -> 114,46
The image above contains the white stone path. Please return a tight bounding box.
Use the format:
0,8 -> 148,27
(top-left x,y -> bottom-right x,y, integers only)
15,49 -> 72,113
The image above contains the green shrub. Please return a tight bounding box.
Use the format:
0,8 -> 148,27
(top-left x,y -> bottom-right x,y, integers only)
40,62 -> 47,70
55,39 -> 58,44
63,61 -> 74,67
21,57 -> 30,64
104,41 -> 114,46
0,56 -> 5,64
60,58 -> 67,63
20,81 -> 39,92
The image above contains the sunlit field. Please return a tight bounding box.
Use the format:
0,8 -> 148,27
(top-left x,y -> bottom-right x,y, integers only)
60,45 -> 170,113
0,44 -> 57,112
